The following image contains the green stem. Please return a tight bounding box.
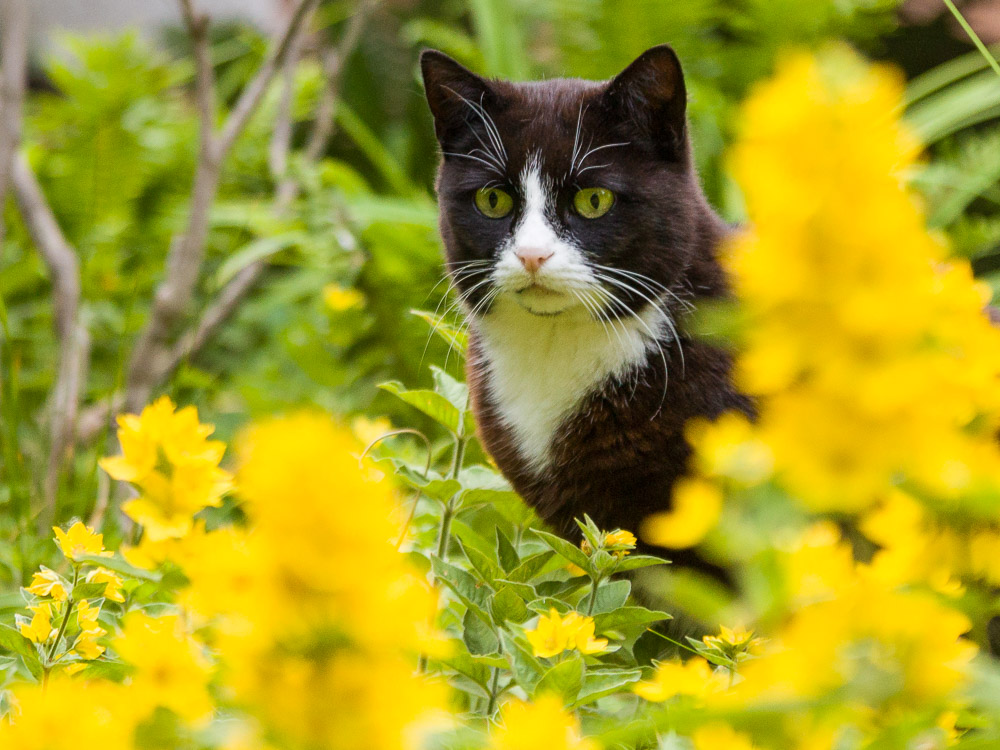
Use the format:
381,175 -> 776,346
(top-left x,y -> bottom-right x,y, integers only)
485,666 -> 501,716
943,0 -> 1000,79
436,499 -> 456,559
586,576 -> 601,616
44,566 -> 79,668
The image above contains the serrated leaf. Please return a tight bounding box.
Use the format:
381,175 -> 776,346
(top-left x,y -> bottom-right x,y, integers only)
571,668 -> 642,707
463,609 -> 500,656
490,586 -> 530,625
591,579 -> 631,614
507,551 -> 555,583
378,382 -> 461,434
532,529 -> 591,572
78,554 -> 161,582
496,528 -> 519,573
534,654 -> 584,702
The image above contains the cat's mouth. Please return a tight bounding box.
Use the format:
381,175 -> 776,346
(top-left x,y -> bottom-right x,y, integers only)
513,283 -> 574,316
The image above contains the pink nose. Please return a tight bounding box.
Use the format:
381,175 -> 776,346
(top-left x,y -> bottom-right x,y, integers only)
516,247 -> 553,274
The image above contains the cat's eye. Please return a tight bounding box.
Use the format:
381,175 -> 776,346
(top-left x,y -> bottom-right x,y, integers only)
573,188 -> 615,219
475,187 -> 514,219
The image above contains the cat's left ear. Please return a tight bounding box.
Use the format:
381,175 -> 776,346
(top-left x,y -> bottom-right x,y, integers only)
603,45 -> 687,161
420,50 -> 497,150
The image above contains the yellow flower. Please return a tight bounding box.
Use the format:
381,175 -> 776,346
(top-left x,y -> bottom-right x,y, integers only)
602,529 -> 637,556
18,603 -> 55,644
641,477 -> 722,548
489,695 -> 598,750
703,625 -> 766,658
26,568 -> 68,601
633,657 -> 724,702
53,521 -> 113,561
525,609 -> 607,658
114,611 -> 214,723
101,396 -> 234,542
86,567 -> 125,603
75,599 -> 103,634
686,412 -> 773,484
692,724 -> 756,750
351,415 -> 393,447
72,630 -> 106,660
323,284 -> 365,312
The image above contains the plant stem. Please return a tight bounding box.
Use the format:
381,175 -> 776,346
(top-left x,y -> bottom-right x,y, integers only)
44,566 -> 79,674
586,576 -> 601,615
436,498 -> 456,559
943,0 -> 1000,79
485,666 -> 501,716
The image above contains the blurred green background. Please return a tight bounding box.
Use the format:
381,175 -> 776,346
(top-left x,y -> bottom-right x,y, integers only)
3,0 -> 1000,569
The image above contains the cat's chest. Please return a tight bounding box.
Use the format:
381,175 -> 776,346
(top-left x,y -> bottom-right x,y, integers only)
474,300 -> 663,473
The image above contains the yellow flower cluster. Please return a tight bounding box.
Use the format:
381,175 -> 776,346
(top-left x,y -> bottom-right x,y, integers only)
735,523 -> 977,709
101,396 -> 234,541
525,608 -> 608,658
633,656 -> 726,702
180,413 -> 448,749
723,49 -> 1000,512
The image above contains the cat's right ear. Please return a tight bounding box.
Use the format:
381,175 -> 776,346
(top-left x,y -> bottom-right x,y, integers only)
420,50 -> 494,148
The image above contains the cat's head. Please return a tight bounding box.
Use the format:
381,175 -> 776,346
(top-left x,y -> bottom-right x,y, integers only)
421,46 -> 712,321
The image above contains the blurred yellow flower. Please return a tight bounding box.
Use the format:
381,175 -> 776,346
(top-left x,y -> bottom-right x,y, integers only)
26,568 -> 67,601
693,724 -> 756,750
525,609 -> 607,658
53,521 -> 112,561
642,477 -> 722,548
489,695 -> 598,750
114,611 -> 214,723
324,284 -> 365,312
633,657 -> 725,702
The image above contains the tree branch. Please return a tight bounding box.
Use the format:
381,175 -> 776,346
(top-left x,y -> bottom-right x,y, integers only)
123,0 -> 318,413
0,0 -> 29,246
11,153 -> 89,526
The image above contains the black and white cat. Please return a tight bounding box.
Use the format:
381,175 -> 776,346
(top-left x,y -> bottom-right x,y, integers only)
420,46 -> 752,547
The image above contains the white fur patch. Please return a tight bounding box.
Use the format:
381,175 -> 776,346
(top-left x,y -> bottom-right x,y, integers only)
470,156 -> 671,473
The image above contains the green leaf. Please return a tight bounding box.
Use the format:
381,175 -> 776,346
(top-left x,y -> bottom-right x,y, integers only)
431,556 -> 491,617
592,607 -> 672,634
431,366 -> 469,412
215,231 -> 307,286
459,539 -> 500,585
534,654 -> 584,702
572,668 -> 642,707
496,528 -> 519,573
532,529 -> 591,572
0,623 -> 36,662
382,458 -> 461,503
78,554 -> 161,582
493,579 -> 536,602
614,555 -> 669,573
506,551 -> 555,583
77,659 -> 131,681
439,651 -> 493,692
463,609 -> 500,656
72,582 -> 110,601
490,586 -> 530,625
411,309 -> 468,355
591,579 -> 631,614
378,382 -> 461,434
501,631 -> 545,693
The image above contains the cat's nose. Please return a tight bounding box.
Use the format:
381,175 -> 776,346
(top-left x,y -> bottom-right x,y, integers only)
516,247 -> 554,274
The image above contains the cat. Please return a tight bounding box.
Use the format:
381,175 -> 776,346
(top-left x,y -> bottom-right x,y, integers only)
420,45 -> 753,554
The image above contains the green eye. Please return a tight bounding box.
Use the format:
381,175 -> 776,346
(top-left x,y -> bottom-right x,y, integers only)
475,187 -> 514,218
574,188 -> 615,219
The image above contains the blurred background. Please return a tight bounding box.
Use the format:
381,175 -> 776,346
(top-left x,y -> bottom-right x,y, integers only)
1,0 -> 999,541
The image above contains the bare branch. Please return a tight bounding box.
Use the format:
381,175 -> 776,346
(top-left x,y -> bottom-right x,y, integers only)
123,0 -> 318,412
159,1 -> 377,385
0,0 -> 29,246
11,153 -> 88,525
215,0 -> 319,160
